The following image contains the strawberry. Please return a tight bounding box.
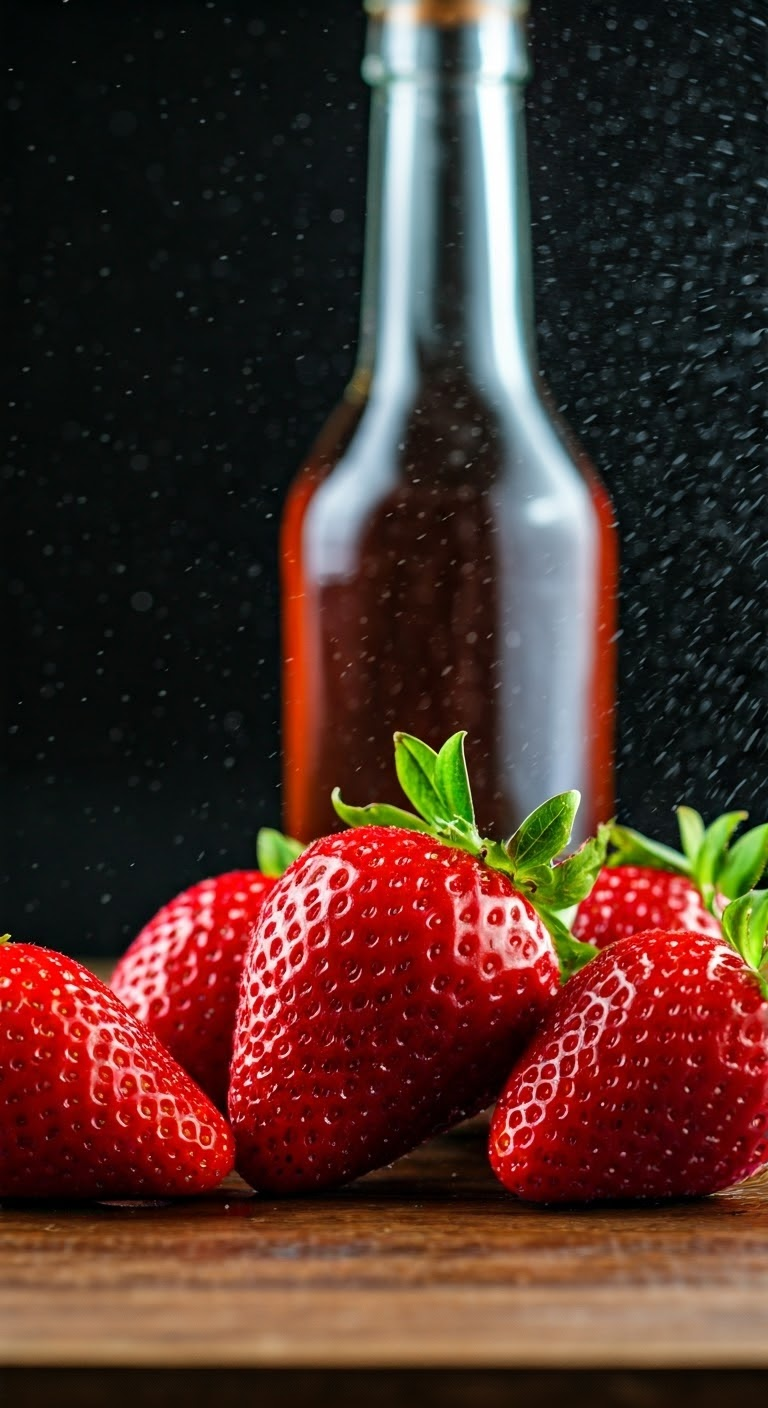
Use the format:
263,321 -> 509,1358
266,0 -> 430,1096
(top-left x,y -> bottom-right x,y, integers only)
229,730 -> 608,1193
572,865 -> 722,947
111,830 -> 303,1111
572,807 -> 768,950
489,890 -> 768,1204
0,939 -> 234,1199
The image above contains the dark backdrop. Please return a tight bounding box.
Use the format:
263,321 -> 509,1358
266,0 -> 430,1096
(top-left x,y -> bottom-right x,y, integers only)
2,0 -> 766,956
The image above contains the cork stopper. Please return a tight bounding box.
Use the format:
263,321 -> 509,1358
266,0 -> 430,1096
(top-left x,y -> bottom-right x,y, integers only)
364,0 -> 528,23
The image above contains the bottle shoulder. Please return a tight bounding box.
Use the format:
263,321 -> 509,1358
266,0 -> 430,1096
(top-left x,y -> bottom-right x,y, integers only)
288,372 -> 610,507
283,376 -> 616,587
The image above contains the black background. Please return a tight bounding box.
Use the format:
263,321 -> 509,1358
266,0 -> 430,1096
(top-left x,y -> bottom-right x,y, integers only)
2,0 -> 766,956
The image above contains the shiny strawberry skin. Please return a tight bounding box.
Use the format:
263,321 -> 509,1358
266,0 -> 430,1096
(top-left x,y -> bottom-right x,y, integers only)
112,870 -> 275,1110
490,930 -> 768,1203
572,864 -> 722,949
229,826 -> 560,1193
0,944 -> 234,1199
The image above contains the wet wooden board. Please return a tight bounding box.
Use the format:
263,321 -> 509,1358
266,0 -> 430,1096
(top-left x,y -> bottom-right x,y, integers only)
2,1122 -> 768,1374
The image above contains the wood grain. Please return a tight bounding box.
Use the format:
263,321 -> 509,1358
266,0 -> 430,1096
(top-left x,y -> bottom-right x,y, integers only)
2,1123 -> 768,1371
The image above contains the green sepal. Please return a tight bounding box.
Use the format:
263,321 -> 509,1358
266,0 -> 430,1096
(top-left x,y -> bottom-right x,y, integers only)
677,806 -> 705,866
538,907 -> 598,984
256,828 -> 305,878
714,824 -> 768,903
509,825 -> 610,911
433,731 -> 475,828
393,730 -> 477,835
550,822 -> 613,906
332,789 -> 433,835
391,731 -> 484,855
510,863 -> 559,905
722,890 -> 768,993
607,824 -> 690,876
506,792 -> 581,874
694,811 -> 748,897
394,732 -> 444,827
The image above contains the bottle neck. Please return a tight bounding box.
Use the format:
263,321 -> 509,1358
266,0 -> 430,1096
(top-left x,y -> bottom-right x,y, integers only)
355,7 -> 536,399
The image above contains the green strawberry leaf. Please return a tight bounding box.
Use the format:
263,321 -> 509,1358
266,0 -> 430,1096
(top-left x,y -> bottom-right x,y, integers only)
437,816 -> 485,858
607,823 -> 690,876
548,823 -> 612,907
512,826 -> 610,910
553,903 -> 578,930
332,788 -> 433,835
538,907 -> 598,984
256,828 -> 305,878
676,806 -> 705,866
393,732 -> 444,827
722,890 -> 768,975
510,863 -> 558,905
510,822 -> 611,906
434,731 -> 475,828
506,791 -> 580,873
716,824 -> 768,902
694,811 -> 748,894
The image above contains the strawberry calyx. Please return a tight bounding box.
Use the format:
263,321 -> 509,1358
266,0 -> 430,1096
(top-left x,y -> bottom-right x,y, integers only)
0,934 -> 10,946
722,890 -> 768,999
256,829 -> 304,878
608,807 -> 768,917
333,730 -> 609,981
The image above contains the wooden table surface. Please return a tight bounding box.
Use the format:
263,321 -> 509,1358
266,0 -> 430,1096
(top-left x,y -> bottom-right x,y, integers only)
3,1117 -> 768,1390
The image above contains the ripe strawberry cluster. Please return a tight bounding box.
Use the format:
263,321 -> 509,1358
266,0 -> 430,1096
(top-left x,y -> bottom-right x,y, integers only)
2,731 -> 767,1205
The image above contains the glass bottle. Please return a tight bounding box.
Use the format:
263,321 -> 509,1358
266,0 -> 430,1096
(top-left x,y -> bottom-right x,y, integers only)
281,0 -> 617,845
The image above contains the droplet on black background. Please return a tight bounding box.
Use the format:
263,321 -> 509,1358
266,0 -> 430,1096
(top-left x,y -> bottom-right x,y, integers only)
1,0 -> 765,954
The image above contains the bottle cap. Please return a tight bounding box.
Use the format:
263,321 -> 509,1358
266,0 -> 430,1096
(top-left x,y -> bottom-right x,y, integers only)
364,0 -> 528,21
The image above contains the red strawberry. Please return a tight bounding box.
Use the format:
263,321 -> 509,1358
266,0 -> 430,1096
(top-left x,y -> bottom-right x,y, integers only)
111,832 -> 302,1111
572,807 -> 768,950
489,890 -> 768,1203
0,939 -> 234,1199
572,864 -> 721,947
229,731 -> 607,1194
